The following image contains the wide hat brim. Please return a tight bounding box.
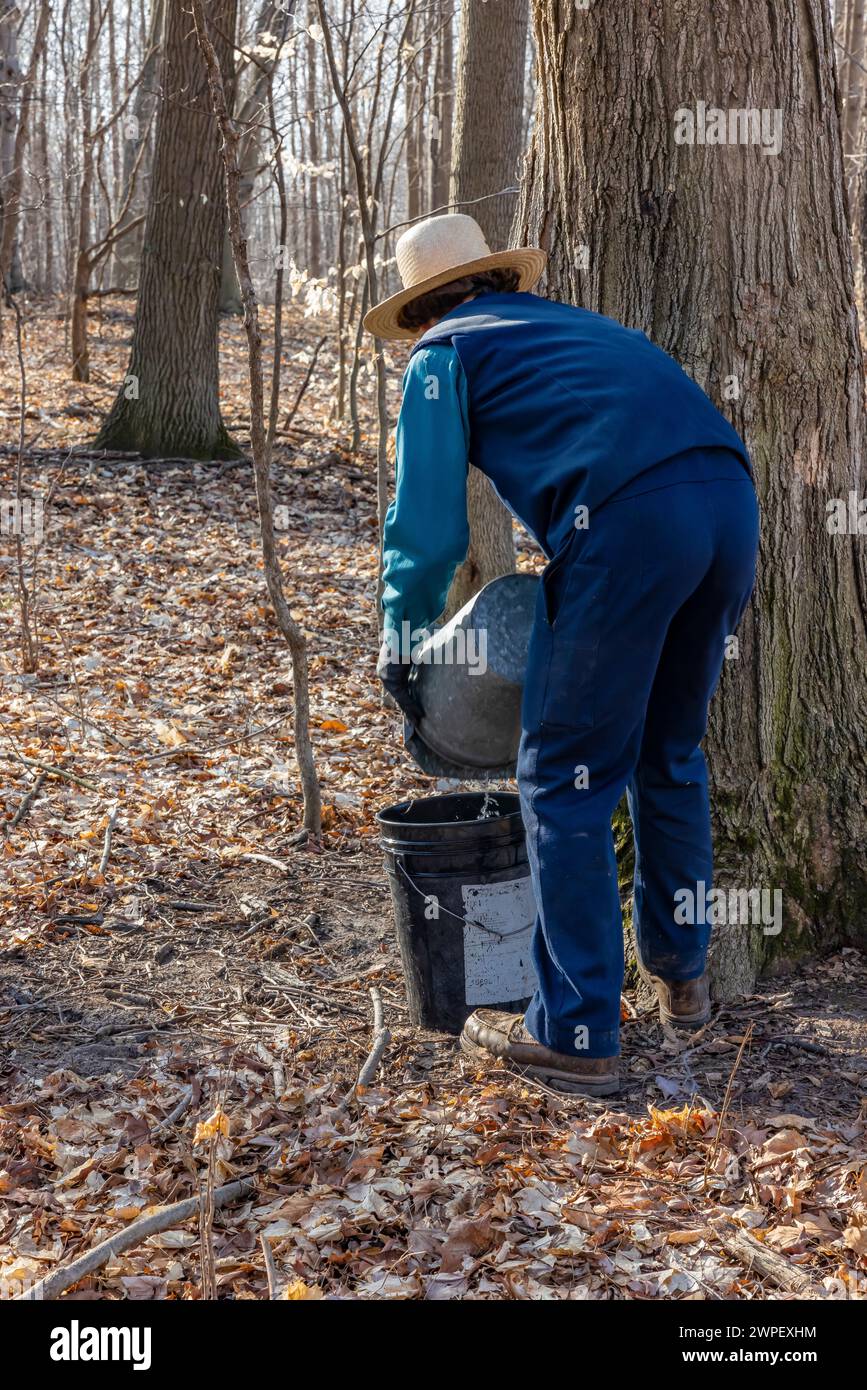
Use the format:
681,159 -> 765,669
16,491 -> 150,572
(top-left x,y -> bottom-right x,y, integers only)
363,247 -> 547,342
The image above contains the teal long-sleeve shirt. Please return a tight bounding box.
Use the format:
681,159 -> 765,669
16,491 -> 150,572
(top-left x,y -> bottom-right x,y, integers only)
380,345 -> 471,644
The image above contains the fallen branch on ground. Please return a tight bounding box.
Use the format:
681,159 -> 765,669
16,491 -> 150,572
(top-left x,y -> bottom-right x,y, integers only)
7,772 -> 46,831
98,805 -> 119,875
340,987 -> 390,1107
14,1177 -> 256,1301
717,1223 -> 822,1297
151,1085 -> 193,1137
241,851 -> 293,873
260,1234 -> 282,1299
3,753 -> 100,792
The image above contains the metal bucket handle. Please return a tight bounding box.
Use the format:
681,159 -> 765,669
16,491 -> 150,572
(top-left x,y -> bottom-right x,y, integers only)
396,859 -> 533,944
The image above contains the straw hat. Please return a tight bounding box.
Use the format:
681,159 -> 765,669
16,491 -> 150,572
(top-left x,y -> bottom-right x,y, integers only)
363,213 -> 547,341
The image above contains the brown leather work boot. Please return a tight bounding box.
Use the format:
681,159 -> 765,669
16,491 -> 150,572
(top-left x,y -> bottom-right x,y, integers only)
460,1009 -> 620,1095
647,972 -> 711,1029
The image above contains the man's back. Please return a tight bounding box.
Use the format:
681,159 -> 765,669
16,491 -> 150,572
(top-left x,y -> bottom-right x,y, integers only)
416,292 -> 751,556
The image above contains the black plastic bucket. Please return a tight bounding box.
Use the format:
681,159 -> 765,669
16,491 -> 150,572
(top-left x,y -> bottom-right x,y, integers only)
376,791 -> 538,1034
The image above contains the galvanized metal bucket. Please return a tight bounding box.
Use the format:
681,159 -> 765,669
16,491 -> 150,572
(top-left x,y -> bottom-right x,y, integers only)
406,572 -> 539,777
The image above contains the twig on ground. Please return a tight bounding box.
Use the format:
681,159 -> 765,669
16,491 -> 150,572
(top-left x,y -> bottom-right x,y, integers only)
14,1177 -> 256,1300
98,805 -> 119,875
260,1234 -> 282,1299
241,851 -> 293,873
340,987 -> 390,1107
704,1022 -> 753,1188
199,1141 -> 218,1301
716,1223 -> 821,1297
765,1035 -> 830,1057
151,1085 -> 193,1137
38,690 -> 138,751
254,1041 -> 287,1097
144,711 -> 287,761
3,752 -> 101,791
7,772 -> 46,831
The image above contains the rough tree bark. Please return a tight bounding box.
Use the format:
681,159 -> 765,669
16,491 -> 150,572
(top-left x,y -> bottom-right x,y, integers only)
94,0 -> 240,458
192,0 -> 322,836
443,0 -> 529,619
517,0 -> 867,994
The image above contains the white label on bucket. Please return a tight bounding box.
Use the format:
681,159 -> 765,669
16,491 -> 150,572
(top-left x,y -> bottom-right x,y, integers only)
461,877 -> 537,1006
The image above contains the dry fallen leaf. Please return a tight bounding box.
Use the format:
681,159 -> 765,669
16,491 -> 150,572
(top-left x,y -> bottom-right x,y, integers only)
439,1216 -> 494,1273
193,1106 -> 231,1145
282,1279 -> 325,1300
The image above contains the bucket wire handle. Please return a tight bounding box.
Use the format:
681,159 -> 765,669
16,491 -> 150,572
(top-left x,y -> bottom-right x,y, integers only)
396,859 -> 533,943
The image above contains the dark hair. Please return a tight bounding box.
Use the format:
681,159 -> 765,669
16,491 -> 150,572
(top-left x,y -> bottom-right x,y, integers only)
397,267 -> 521,331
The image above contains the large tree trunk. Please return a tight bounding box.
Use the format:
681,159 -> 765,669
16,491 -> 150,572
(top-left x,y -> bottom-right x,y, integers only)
94,0 -> 240,458
517,0 -> 867,995
443,0 -> 529,619
451,0 -> 529,249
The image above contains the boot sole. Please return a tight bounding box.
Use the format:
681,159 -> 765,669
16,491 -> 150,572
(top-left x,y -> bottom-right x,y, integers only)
459,1031 -> 621,1096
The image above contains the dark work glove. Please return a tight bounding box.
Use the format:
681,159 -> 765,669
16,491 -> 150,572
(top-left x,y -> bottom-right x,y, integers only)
377,658 -> 424,727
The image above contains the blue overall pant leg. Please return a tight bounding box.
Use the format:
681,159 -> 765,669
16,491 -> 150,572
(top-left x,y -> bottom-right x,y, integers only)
517,459 -> 759,1058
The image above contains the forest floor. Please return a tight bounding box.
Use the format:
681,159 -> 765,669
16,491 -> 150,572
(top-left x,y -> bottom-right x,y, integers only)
0,297 -> 865,1302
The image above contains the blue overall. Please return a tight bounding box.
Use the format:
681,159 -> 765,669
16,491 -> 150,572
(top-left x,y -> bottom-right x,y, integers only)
409,293 -> 759,1057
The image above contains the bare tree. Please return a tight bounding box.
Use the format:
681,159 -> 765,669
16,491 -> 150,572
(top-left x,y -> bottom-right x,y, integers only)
112,0 -> 165,290
0,0 -> 51,301
192,0 -> 322,835
429,0 -> 453,209
315,0 -> 417,602
219,0 -> 295,313
305,4 -> 322,277
94,0 -> 240,457
69,0 -> 103,380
